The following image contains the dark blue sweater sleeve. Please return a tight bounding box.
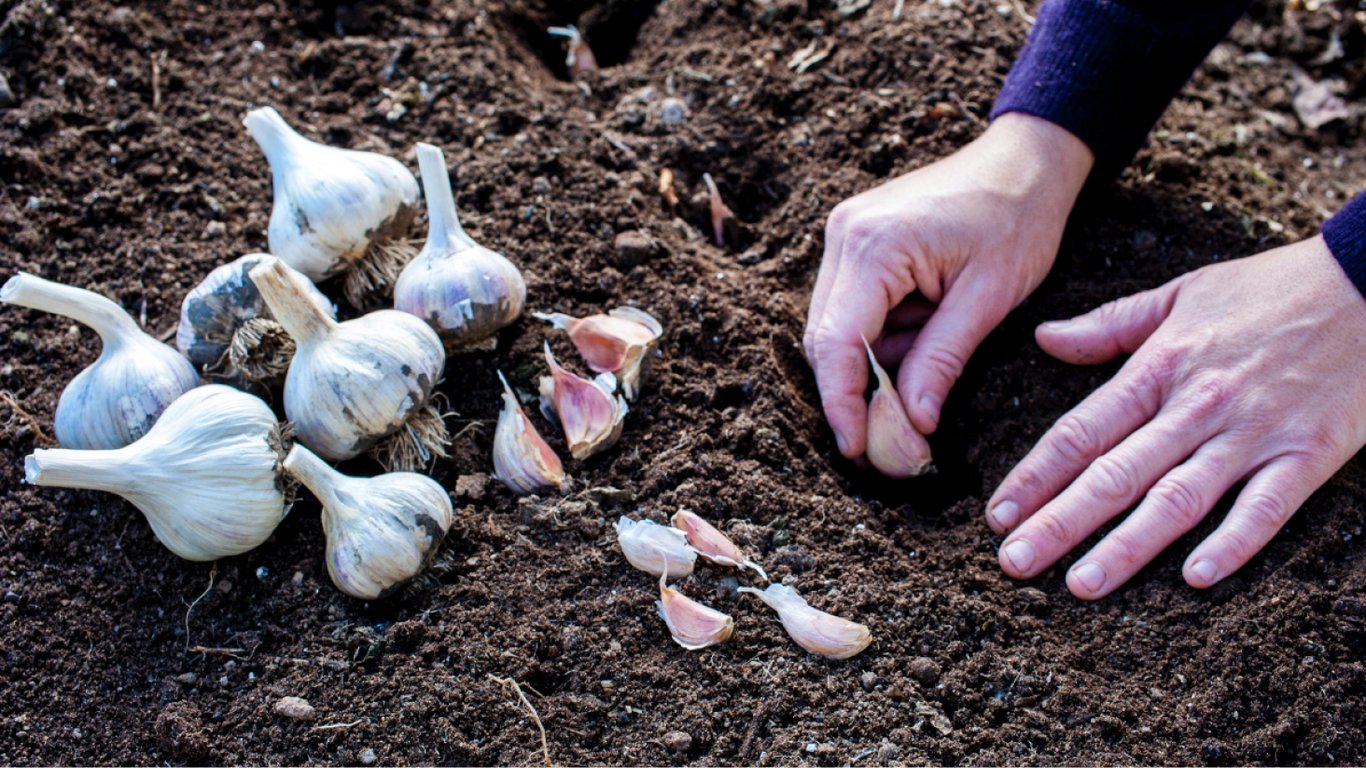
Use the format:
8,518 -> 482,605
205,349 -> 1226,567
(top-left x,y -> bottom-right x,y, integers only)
990,0 -> 1366,298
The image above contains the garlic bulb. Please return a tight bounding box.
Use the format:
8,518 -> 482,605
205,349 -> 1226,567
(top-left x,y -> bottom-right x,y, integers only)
23,384 -> 289,561
249,256 -> 448,470
177,254 -> 336,384
282,444 -> 452,600
2,272 -> 199,450
657,570 -> 734,650
243,106 -> 419,307
862,336 -> 932,477
616,516 -> 696,578
539,342 -> 627,460
671,509 -> 767,580
533,307 -> 662,401
493,371 -> 570,495
394,143 -> 527,351
738,583 -> 872,660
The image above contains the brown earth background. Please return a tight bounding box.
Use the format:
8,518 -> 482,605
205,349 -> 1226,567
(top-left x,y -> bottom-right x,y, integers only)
1,0 -> 1365,764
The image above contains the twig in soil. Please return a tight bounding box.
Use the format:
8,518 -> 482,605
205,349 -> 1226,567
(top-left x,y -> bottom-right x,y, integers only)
182,563 -> 217,652
0,390 -> 55,447
150,50 -> 165,111
892,0 -> 905,21
1010,0 -> 1036,25
187,645 -> 252,660
487,673 -> 551,766
313,718 -> 366,730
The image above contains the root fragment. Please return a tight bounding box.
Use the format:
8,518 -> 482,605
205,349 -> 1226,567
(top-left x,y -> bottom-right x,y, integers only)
487,673 -> 551,766
227,317 -> 295,383
370,403 -> 450,472
342,203 -> 420,309
0,390 -> 54,447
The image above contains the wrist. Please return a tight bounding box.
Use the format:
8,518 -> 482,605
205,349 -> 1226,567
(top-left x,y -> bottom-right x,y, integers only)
977,112 -> 1094,216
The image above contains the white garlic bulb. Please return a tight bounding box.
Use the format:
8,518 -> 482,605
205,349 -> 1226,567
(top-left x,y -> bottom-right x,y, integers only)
282,444 -> 453,600
177,254 -> 336,384
394,143 -> 527,350
2,272 -> 199,449
243,106 -> 419,307
493,371 -> 570,495
533,306 -> 662,401
738,583 -> 872,660
249,256 -> 448,470
539,342 -> 627,460
862,335 -> 932,477
616,516 -> 696,578
23,384 -> 289,561
671,509 -> 767,580
657,570 -> 734,650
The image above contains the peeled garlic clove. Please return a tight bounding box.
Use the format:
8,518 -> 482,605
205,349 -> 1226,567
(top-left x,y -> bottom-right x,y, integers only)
494,371 -> 570,495
394,143 -> 527,351
616,516 -> 696,578
532,307 -> 662,401
703,172 -> 735,247
670,509 -> 768,581
283,444 -> 452,600
862,336 -> 933,478
249,256 -> 448,471
657,570 -> 734,650
24,385 -> 289,561
547,25 -> 598,75
539,342 -> 627,460
177,253 -> 336,384
2,272 -> 199,450
243,106 -> 419,307
738,583 -> 872,660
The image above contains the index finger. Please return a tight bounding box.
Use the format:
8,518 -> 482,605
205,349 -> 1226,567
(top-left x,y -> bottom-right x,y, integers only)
804,205 -> 849,366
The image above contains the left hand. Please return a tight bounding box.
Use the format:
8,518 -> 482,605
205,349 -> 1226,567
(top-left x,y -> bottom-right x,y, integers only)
986,235 -> 1366,599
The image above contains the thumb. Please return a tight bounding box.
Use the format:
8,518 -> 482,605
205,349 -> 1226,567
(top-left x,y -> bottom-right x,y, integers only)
897,279 -> 1004,435
1036,278 -> 1185,365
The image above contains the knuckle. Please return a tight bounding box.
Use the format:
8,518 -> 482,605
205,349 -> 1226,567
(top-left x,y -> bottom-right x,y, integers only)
1051,415 -> 1101,463
1136,347 -> 1182,386
1146,476 -> 1206,530
1180,377 -> 1234,422
1087,454 -> 1139,502
826,202 -> 853,231
1031,511 -> 1076,550
1240,491 -> 1294,532
1103,531 -> 1148,571
922,345 -> 969,381
1290,423 -> 1342,459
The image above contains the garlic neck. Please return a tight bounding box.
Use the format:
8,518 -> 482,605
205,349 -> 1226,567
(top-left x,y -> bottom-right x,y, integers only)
416,143 -> 475,254
1,272 -> 142,349
242,106 -> 310,170
282,444 -> 351,513
25,447 -> 136,496
248,258 -> 337,345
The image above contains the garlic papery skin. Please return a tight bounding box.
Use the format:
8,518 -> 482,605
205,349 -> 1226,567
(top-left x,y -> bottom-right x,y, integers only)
616,516 -> 696,578
863,336 -> 932,478
737,583 -> 872,660
2,272 -> 199,450
670,509 -> 768,581
394,143 -> 527,351
282,444 -> 452,600
249,256 -> 448,470
243,106 -> 419,307
177,254 -> 336,384
493,371 -> 570,495
532,307 -> 662,401
657,570 -> 734,650
539,342 -> 627,460
23,384 -> 288,561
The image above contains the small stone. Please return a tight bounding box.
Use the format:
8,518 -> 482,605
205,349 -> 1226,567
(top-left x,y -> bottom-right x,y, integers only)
860,671 -> 880,691
613,229 -> 660,269
532,177 -> 552,194
202,221 -> 226,240
175,672 -> 197,685
255,566 -> 269,580
359,747 -> 377,765
291,571 -> 304,587
454,473 -> 488,501
273,696 -> 316,721
215,579 -> 233,595
3,590 -> 19,604
658,97 -> 687,126
909,657 -> 940,686
662,730 -> 692,754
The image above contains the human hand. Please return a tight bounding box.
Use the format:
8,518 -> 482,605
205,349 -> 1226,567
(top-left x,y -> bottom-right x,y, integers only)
804,113 -> 1094,463
987,236 -> 1366,598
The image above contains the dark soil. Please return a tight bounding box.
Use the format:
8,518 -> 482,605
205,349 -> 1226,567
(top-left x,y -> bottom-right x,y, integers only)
2,0 -> 1364,764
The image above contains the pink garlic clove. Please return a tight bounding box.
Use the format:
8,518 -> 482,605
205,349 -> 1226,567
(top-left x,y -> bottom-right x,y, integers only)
738,582 -> 872,660
670,508 -> 768,581
657,569 -> 735,650
493,371 -> 570,495
538,342 -> 628,460
616,516 -> 696,578
862,335 -> 933,478
533,307 -> 662,401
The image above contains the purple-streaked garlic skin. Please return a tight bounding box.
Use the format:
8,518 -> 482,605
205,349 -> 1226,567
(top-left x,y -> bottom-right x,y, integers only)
670,509 -> 768,581
738,582 -> 872,660
533,306 -> 662,401
539,342 -> 627,460
493,371 -> 570,495
862,336 -> 932,478
657,570 -> 735,650
616,516 -> 695,578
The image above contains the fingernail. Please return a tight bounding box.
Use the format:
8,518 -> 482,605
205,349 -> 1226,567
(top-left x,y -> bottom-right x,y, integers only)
989,500 -> 1019,530
1002,539 -> 1035,573
1190,559 -> 1219,586
1071,561 -> 1107,593
918,393 -> 942,425
1039,320 -> 1068,332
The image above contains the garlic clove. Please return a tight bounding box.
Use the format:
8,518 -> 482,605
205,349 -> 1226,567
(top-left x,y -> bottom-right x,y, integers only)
243,106 -> 419,307
394,143 -> 527,351
702,172 -> 735,247
670,509 -> 768,581
177,253 -> 336,384
494,371 -> 570,495
24,385 -> 288,561
862,336 -> 933,478
547,25 -> 598,75
2,271 -> 199,450
737,583 -> 872,660
659,168 -> 679,207
532,307 -> 663,401
615,516 -> 696,578
283,444 -> 453,600
657,570 -> 735,650
539,342 -> 628,460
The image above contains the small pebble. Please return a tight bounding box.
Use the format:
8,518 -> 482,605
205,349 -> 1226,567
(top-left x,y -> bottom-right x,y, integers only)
175,672 -> 197,685
359,747 -> 377,765
202,221 -> 226,240
0,72 -> 15,109
659,97 -> 688,126
909,656 -> 940,686
292,571 -> 304,587
662,730 -> 692,754
255,566 -> 269,580
273,696 -> 316,721
860,671 -> 879,691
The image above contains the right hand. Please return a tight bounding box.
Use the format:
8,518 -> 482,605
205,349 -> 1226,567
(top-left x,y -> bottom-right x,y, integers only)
804,113 -> 1094,461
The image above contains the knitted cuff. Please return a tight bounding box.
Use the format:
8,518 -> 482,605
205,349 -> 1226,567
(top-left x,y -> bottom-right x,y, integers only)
1323,192 -> 1366,299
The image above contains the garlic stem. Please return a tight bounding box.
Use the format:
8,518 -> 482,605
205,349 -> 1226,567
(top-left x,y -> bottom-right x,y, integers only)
281,443 -> 347,514
2,272 -> 142,347
242,106 -> 305,170
24,447 -> 133,496
415,143 -> 473,254
249,258 -> 338,345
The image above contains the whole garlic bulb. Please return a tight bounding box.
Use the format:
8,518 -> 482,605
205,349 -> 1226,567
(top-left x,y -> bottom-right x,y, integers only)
249,256 -> 449,470
393,143 -> 526,351
177,254 -> 336,384
23,384 -> 289,561
2,272 -> 199,449
243,106 -> 419,307
282,444 -> 453,600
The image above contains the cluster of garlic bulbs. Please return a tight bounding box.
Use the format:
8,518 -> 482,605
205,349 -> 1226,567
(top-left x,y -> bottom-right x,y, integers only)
615,510 -> 872,659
